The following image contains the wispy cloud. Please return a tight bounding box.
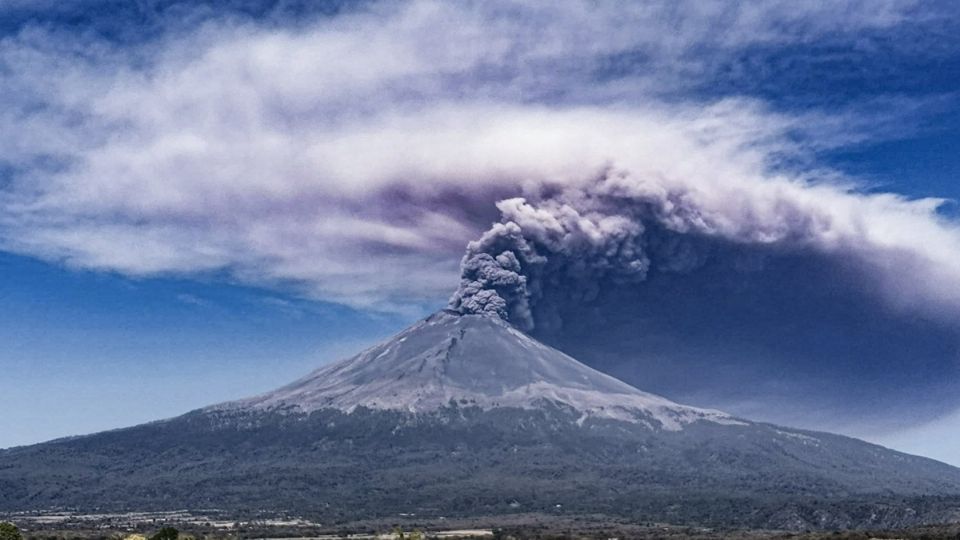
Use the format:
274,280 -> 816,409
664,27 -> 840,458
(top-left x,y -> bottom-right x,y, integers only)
175,293 -> 209,307
0,0 -> 943,314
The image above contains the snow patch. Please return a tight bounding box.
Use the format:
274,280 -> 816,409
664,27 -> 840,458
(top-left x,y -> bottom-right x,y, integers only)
211,311 -> 740,431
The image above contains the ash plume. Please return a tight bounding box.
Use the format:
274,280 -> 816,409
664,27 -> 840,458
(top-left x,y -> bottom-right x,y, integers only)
450,171 -> 776,331
449,193 -> 651,331
449,169 -> 960,431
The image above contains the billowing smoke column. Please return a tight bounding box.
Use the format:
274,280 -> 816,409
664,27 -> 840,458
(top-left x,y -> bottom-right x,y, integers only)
449,199 -> 648,331
449,174 -> 706,331
449,171 -> 960,430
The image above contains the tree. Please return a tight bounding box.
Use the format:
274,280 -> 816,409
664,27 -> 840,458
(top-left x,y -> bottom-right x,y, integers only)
149,527 -> 178,540
0,522 -> 21,540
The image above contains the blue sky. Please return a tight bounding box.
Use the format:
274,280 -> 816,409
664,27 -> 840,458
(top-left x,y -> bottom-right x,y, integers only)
0,251 -> 410,447
2,1 -> 960,465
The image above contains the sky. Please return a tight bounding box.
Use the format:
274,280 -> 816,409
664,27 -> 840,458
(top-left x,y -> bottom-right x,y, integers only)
2,0 -> 960,465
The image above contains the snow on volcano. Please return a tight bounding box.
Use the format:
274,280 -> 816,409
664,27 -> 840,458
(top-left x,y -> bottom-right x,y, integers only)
214,310 -> 739,430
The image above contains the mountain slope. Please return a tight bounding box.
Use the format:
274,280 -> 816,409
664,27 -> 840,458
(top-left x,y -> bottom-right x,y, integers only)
214,310 -> 736,429
2,310 -> 960,530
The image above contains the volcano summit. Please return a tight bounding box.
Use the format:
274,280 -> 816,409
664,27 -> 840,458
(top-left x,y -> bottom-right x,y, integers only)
2,311 -> 959,530
215,310 -> 735,429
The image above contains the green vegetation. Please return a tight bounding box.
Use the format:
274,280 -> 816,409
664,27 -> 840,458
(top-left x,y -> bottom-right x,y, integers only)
0,523 -> 21,540
149,527 -> 178,540
389,527 -> 424,540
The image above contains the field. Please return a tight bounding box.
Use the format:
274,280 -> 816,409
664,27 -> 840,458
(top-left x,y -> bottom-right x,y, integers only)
5,511 -> 960,540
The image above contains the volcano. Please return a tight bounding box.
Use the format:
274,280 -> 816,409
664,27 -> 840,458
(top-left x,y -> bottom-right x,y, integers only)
2,310 -> 960,530
214,310 -> 736,429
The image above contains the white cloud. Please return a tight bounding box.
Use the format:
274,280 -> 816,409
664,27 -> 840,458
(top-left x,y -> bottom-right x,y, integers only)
0,0 -> 942,315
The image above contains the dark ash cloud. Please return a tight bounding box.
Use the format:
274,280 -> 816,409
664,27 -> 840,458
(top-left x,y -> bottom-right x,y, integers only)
449,171 -> 960,428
